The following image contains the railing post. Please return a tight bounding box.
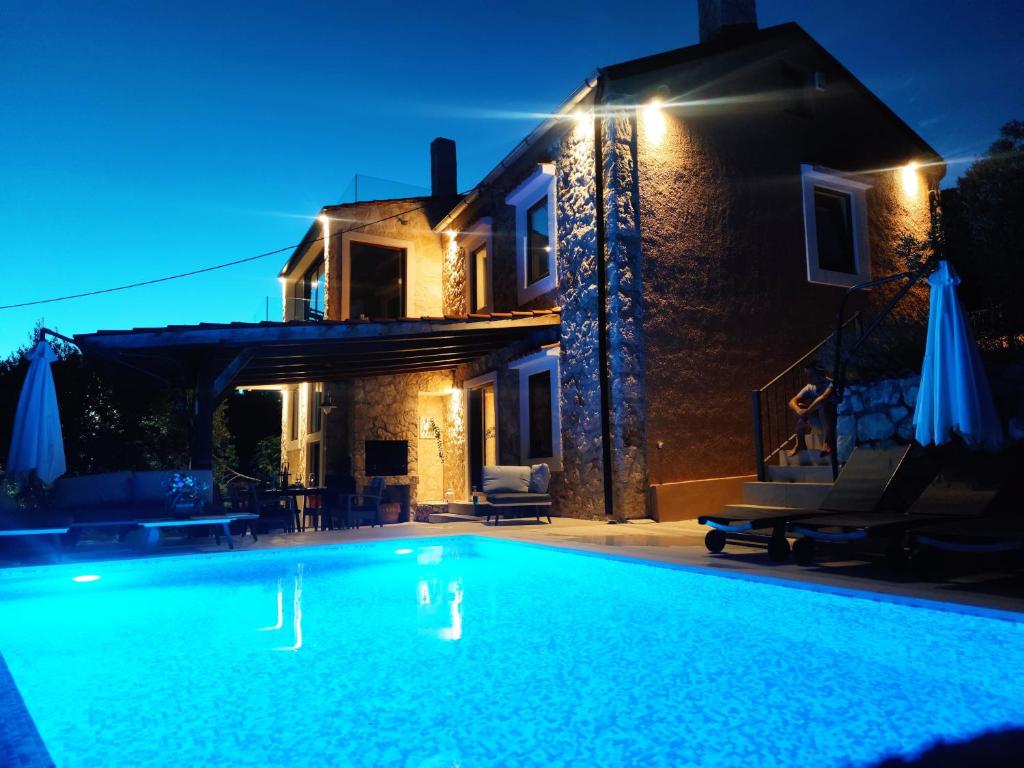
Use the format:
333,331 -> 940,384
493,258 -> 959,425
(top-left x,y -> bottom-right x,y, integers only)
751,390 -> 766,482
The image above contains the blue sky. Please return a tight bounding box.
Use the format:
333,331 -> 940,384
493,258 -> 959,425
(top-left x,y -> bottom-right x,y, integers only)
1,0 -> 1021,355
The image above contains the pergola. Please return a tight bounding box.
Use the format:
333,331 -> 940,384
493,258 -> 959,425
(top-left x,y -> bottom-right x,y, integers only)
71,310 -> 560,469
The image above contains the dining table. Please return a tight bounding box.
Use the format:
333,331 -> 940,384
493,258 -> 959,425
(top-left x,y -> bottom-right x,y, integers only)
258,486 -> 329,532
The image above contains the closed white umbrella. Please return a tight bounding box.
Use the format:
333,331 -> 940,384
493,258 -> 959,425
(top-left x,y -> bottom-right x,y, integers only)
7,340 -> 67,486
913,260 -> 1003,451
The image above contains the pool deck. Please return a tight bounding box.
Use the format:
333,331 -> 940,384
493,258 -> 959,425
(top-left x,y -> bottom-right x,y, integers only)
3,517 -> 1023,616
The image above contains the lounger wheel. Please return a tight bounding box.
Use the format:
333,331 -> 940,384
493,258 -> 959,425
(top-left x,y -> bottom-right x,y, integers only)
767,536 -> 791,563
704,530 -> 727,554
792,537 -> 815,566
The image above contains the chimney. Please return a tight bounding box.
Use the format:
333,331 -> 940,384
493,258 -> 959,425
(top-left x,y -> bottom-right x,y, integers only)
698,0 -> 758,43
430,137 -> 458,199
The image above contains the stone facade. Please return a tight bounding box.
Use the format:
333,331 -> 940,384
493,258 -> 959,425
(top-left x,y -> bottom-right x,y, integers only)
837,375 -> 920,462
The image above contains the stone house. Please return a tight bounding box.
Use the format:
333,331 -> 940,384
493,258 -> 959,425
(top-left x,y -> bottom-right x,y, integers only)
275,1 -> 942,521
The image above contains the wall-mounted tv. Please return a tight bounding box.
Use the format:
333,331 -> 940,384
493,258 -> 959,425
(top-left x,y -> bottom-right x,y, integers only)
365,440 -> 408,476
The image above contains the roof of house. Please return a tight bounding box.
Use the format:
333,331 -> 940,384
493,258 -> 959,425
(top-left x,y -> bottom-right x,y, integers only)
435,22 -> 942,231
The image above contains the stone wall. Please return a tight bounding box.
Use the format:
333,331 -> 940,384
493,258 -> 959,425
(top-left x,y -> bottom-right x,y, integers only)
553,116 -> 606,519
626,33 -> 937,485
349,371 -> 459,506
837,375 -> 920,462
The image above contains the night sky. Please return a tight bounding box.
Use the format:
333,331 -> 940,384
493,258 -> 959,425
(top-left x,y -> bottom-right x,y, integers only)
2,0 -> 1021,355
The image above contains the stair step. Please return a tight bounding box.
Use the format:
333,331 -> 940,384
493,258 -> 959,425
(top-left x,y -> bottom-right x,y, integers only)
721,503 -> 807,516
446,502 -> 477,515
742,481 -> 832,509
778,450 -> 833,467
765,465 -> 835,483
427,512 -> 486,524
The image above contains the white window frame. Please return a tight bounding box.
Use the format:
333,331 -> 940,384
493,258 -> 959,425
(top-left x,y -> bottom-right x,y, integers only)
505,163 -> 557,305
462,371 -> 499,497
801,164 -> 872,287
459,218 -> 493,314
340,231 -> 416,319
281,240 -> 325,321
510,345 -> 561,471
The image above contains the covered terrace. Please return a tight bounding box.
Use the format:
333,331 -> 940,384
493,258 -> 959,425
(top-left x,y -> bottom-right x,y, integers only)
70,309 -> 561,470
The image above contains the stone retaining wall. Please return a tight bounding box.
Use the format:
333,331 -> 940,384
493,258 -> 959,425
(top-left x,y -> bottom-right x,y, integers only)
837,374 -> 920,462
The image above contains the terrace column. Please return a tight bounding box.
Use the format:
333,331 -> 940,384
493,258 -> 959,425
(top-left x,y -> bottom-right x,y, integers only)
189,348 -> 255,471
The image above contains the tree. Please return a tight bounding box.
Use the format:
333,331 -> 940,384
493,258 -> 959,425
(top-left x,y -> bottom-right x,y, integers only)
942,120 -> 1024,316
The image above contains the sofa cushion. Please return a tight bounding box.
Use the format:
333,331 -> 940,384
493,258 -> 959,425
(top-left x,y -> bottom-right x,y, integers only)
51,472 -> 133,510
529,463 -> 551,493
482,466 -> 530,494
486,492 -> 552,506
132,471 -> 213,505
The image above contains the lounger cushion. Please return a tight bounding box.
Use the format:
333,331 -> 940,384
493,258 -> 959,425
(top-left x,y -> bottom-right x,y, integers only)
482,466 -> 531,494
529,463 -> 551,493
486,493 -> 552,506
51,472 -> 133,510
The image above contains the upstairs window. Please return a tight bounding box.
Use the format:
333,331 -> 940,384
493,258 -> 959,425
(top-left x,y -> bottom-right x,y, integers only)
801,165 -> 872,287
288,387 -> 299,442
526,197 -> 550,285
460,218 -> 492,314
348,240 -> 406,319
506,163 -> 557,305
290,257 -> 325,321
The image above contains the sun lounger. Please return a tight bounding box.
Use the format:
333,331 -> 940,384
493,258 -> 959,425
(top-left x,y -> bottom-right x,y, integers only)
790,481 -> 998,566
697,445 -> 912,561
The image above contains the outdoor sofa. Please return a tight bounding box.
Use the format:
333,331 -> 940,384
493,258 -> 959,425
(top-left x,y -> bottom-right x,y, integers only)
472,465 -> 552,525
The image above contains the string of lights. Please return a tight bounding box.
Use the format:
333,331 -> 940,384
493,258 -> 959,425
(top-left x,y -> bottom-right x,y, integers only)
0,201 -> 434,311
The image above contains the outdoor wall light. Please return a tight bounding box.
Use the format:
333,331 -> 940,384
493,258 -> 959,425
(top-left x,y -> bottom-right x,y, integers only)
642,98 -> 667,146
901,161 -> 920,197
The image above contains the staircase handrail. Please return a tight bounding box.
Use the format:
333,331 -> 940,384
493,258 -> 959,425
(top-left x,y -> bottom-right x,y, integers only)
751,312 -> 862,481
829,256 -> 937,480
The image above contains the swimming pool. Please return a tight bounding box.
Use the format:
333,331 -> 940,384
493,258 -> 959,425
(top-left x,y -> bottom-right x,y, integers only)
1,536 -> 1022,767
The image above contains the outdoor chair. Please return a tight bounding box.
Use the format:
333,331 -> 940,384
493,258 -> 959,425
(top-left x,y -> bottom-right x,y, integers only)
698,445 -> 914,561
472,465 -> 553,525
341,477 -> 386,529
229,483 -> 295,536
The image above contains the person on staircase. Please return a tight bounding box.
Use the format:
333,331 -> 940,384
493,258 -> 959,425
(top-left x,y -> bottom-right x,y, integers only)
788,365 -> 834,458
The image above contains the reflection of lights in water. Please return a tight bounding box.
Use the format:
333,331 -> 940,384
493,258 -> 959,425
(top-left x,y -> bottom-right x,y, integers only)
418,580 -> 431,606
72,575 -> 100,583
275,565 -> 304,652
438,580 -> 463,642
395,548 -> 413,555
417,545 -> 443,565
259,577 -> 284,631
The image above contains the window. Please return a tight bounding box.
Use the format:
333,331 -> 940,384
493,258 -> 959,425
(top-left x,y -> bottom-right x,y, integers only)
510,345 -> 561,469
349,241 -> 405,319
302,259 -> 325,320
341,233 -> 415,320
526,370 -> 552,459
308,383 -> 323,434
289,387 -> 299,441
505,163 -> 557,305
460,218 -> 492,314
526,197 -> 550,285
471,244 -> 488,312
813,188 -> 855,274
801,164 -> 872,287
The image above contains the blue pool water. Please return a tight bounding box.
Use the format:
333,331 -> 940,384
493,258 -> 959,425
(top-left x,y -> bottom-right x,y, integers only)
1,536 -> 1023,767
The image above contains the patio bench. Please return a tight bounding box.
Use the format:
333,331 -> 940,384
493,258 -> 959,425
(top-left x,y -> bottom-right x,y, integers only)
136,513 -> 259,550
472,465 -> 552,525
